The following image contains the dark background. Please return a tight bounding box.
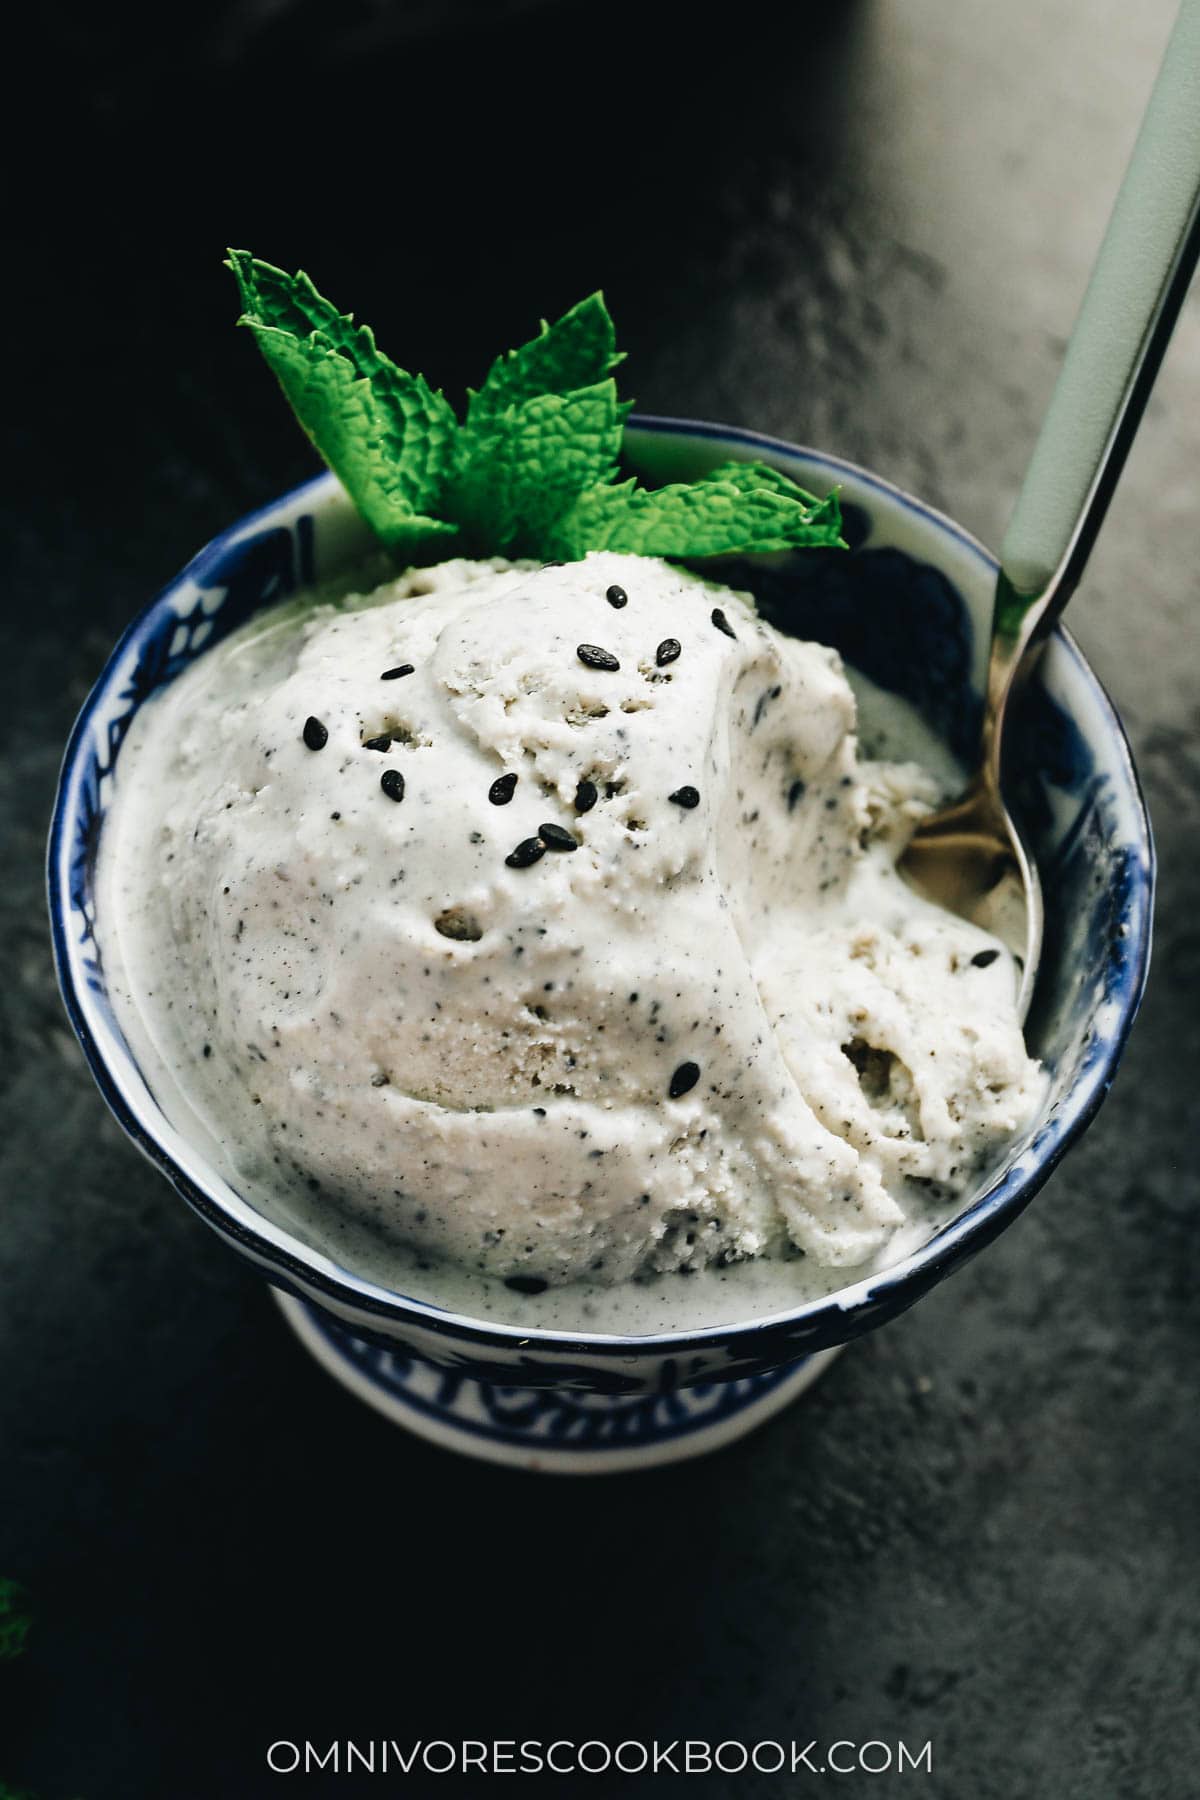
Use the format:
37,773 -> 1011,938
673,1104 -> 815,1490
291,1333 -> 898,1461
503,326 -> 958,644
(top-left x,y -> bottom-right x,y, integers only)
3,1 -> 1198,1794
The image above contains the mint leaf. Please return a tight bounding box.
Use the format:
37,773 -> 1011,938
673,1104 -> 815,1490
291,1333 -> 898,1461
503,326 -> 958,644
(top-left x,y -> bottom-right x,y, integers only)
244,327 -> 459,561
228,252 -> 460,559
465,293 -> 622,430
452,381 -> 629,555
0,1578 -> 31,1662
700,458 -> 842,517
544,462 -> 845,560
228,250 -> 375,357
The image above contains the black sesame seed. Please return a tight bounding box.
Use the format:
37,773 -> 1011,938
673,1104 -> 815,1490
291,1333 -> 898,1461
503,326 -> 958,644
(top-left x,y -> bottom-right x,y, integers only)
655,637 -> 681,667
202,1044 -> 212,1059
577,643 -> 620,671
605,584 -> 628,608
669,1060 -> 701,1099
363,733 -> 392,752
489,772 -> 519,805
380,663 -> 415,680
302,716 -> 328,751
971,948 -> 1001,968
532,1106 -> 547,1117
787,778 -> 807,812
539,822 -> 579,851
668,785 -> 700,809
505,837 -> 546,869
380,769 -> 406,802
504,1274 -> 549,1295
574,778 -> 598,814
711,607 -> 737,640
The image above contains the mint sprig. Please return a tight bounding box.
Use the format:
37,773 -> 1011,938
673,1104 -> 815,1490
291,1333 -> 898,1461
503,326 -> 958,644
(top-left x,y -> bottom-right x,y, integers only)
229,253 -> 845,565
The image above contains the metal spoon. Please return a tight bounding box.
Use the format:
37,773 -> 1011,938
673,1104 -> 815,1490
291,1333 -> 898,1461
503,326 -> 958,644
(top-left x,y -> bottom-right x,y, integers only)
901,0 -> 1200,1019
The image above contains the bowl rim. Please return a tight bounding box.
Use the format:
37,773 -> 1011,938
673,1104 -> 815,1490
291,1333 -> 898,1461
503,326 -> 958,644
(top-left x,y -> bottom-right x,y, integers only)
48,415 -> 1155,1358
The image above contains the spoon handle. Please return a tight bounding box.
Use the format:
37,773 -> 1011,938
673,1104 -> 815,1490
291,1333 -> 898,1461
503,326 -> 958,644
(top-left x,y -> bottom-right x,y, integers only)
997,0 -> 1200,655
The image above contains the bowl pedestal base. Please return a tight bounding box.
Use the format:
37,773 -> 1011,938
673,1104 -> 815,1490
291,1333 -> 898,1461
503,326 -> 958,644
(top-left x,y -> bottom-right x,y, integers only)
273,1290 -> 841,1474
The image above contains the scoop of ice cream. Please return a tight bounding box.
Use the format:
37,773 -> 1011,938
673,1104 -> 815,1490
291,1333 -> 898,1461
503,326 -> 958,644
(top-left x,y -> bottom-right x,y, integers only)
101,551 -> 1042,1286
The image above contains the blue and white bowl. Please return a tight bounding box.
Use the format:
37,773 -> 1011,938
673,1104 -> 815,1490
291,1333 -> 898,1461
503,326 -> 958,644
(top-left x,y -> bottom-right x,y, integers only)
48,419 -> 1153,1473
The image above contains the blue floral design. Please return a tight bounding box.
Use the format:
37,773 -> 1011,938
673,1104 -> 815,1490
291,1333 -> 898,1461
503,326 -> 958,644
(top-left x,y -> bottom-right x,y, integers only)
301,1298 -> 799,1454
1008,681 -> 1094,835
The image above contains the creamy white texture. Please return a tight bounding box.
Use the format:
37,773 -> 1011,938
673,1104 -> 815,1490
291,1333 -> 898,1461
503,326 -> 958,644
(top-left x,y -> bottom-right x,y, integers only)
97,552 -> 1042,1305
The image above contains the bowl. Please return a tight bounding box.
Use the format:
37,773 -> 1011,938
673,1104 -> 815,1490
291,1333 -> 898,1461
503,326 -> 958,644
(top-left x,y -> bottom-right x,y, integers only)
48,418 -> 1153,1472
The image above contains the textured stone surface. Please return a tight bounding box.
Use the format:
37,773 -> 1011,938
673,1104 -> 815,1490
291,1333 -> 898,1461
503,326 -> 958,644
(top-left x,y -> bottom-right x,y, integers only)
2,1 -> 1198,1794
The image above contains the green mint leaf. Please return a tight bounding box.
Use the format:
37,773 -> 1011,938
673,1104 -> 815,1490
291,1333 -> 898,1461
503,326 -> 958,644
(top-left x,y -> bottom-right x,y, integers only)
452,381 -> 628,556
0,1578 -> 31,1662
700,458 -> 842,519
544,461 -> 845,560
228,252 -> 460,558
228,250 -> 375,355
242,325 -> 459,560
465,293 -> 622,431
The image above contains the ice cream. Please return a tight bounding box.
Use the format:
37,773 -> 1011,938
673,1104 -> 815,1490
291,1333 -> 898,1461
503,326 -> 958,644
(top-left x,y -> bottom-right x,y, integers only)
97,551 -> 1042,1299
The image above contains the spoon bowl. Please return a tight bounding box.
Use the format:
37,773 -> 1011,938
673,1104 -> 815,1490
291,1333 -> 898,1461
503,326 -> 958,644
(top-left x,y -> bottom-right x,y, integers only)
899,767 -> 1041,1020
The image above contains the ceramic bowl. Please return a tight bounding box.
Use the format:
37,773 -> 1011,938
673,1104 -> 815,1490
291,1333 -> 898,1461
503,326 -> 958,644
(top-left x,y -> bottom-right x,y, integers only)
48,418 -> 1153,1472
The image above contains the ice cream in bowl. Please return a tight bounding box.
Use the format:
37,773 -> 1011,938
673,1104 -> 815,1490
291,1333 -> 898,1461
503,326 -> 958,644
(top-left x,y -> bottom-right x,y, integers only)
48,265 -> 1152,1471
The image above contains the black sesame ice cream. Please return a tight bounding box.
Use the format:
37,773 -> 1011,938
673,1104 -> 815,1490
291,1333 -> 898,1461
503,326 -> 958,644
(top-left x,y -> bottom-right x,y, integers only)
97,552 -> 1041,1288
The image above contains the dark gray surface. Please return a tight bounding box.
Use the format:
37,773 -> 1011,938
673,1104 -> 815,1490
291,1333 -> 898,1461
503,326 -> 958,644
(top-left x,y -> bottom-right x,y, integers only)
3,2 -> 1198,1794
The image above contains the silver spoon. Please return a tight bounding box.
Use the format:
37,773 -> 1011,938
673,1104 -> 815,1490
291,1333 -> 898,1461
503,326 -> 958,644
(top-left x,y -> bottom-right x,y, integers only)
901,0 -> 1200,1019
